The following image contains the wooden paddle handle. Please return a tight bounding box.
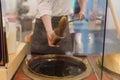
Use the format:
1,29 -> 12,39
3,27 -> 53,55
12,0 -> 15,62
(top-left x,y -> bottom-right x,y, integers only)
108,0 -> 120,38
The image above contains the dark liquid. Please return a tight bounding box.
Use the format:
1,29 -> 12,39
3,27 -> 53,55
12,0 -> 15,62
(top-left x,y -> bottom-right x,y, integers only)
28,56 -> 86,77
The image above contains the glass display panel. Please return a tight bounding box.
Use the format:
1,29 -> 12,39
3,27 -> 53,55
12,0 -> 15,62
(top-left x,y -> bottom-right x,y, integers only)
102,0 -> 120,79
1,0 -> 109,80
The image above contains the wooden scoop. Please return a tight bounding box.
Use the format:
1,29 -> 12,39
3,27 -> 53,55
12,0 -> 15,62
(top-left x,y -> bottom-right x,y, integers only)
54,16 -> 68,37
53,16 -> 67,44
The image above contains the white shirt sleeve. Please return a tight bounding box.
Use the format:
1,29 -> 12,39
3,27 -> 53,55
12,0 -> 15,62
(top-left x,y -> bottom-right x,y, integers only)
36,0 -> 52,18
36,0 -> 73,18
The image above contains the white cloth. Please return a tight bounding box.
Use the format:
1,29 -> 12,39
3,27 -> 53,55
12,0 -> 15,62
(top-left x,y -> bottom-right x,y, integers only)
35,0 -> 73,18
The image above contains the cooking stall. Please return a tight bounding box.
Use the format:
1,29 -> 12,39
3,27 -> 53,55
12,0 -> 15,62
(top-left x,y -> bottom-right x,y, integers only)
1,0 -> 120,80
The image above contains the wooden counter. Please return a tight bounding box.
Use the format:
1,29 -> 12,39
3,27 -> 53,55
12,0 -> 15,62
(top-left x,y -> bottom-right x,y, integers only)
0,42 -> 26,80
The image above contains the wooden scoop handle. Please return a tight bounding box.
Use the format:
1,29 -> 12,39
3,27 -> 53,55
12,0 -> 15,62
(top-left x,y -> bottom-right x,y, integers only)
108,0 -> 120,38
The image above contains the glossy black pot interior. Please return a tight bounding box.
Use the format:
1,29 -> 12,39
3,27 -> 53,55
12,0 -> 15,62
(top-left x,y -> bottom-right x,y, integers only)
28,55 -> 87,77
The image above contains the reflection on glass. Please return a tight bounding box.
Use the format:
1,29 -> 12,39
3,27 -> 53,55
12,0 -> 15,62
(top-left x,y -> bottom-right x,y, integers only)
73,0 -> 106,55
1,0 -> 113,80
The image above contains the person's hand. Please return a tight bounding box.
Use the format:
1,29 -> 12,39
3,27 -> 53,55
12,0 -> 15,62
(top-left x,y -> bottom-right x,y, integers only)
47,31 -> 60,47
75,11 -> 85,20
41,15 -> 60,47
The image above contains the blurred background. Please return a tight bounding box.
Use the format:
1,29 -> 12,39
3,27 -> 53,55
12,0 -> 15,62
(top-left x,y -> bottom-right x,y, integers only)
1,0 -> 120,55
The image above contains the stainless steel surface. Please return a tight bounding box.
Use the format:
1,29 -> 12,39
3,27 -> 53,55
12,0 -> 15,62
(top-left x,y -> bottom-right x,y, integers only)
97,53 -> 120,80
99,53 -> 120,75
